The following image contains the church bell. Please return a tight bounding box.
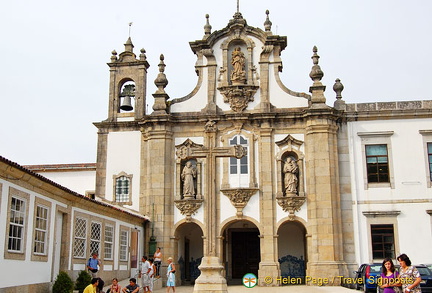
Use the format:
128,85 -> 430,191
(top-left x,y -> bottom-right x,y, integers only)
120,95 -> 133,111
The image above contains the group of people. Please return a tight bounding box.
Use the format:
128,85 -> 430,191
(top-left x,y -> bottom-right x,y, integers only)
85,247 -> 175,293
379,254 -> 423,293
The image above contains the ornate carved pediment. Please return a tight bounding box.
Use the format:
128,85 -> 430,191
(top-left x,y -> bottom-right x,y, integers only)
275,134 -> 304,149
218,85 -> 259,112
220,188 -> 258,217
276,196 -> 306,220
174,199 -> 203,222
175,139 -> 204,160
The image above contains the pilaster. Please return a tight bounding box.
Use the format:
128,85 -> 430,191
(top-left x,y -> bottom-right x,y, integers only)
304,113 -> 347,279
258,125 -> 280,285
141,122 -> 174,260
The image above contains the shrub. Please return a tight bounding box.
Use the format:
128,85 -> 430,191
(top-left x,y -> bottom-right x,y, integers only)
75,270 -> 92,293
52,271 -> 74,293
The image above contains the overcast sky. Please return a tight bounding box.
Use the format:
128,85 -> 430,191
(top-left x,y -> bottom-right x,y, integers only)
0,0 -> 431,165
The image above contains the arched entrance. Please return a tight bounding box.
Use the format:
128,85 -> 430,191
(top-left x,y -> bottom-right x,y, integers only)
221,220 -> 260,284
175,222 -> 204,285
277,221 -> 307,283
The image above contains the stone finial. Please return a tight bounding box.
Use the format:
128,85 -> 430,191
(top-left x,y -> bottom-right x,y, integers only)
309,46 -> 324,83
204,14 -> 212,36
333,78 -> 346,110
154,54 -> 168,94
308,46 -> 327,108
152,54 -> 170,114
333,78 -> 344,99
139,48 -> 147,61
110,50 -> 118,62
124,37 -> 134,53
264,10 -> 272,32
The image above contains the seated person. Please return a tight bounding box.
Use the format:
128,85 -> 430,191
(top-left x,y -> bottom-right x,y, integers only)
106,278 -> 121,293
96,278 -> 105,293
84,278 -> 99,293
122,278 -> 139,293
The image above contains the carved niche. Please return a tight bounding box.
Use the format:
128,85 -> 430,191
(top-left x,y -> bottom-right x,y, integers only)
275,135 -> 306,220
174,139 -> 204,221
217,36 -> 259,112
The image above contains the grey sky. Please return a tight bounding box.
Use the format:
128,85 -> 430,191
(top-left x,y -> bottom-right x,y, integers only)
0,0 -> 430,165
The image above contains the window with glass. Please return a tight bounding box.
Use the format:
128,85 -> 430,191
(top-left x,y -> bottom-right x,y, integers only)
371,224 -> 395,259
34,205 -> 48,255
104,225 -> 114,260
366,144 -> 389,183
8,197 -> 26,252
119,230 -> 128,261
115,176 -> 130,203
229,135 -> 248,174
90,222 -> 101,255
73,218 -> 87,258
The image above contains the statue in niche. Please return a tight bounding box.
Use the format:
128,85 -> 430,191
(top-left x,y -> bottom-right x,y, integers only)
283,157 -> 298,195
181,161 -> 197,198
230,47 -> 246,85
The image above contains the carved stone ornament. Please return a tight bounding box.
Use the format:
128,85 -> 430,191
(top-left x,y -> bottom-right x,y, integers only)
276,196 -> 306,220
174,199 -> 203,222
218,85 -> 259,112
220,188 -> 258,217
175,139 -> 204,160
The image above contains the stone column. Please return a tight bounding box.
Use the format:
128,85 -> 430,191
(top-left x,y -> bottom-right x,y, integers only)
258,125 -> 280,286
141,121 -> 175,267
304,114 -> 348,281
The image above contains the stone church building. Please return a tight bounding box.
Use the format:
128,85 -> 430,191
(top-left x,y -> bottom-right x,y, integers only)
94,9 -> 355,290
4,7 -> 431,293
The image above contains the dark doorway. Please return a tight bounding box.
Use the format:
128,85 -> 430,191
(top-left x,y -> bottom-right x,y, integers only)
231,231 -> 260,278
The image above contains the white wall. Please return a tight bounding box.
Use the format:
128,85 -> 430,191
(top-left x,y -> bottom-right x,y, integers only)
0,177 -> 145,289
105,131 -> 141,210
348,118 -> 432,264
37,170 -> 95,195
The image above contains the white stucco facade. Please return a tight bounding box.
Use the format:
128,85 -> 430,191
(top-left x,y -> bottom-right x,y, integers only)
348,118 -> 432,265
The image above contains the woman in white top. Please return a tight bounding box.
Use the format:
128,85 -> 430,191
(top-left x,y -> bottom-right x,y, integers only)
153,247 -> 162,278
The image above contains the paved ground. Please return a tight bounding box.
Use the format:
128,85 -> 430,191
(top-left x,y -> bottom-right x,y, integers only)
105,278 -> 356,293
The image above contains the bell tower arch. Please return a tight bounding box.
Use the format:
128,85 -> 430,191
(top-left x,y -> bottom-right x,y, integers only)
107,37 -> 150,121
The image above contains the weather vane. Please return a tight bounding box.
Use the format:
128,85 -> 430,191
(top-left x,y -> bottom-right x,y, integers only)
128,22 -> 133,37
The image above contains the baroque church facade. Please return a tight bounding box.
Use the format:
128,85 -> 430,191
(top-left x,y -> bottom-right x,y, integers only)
94,10 -> 355,290
3,7 -> 432,293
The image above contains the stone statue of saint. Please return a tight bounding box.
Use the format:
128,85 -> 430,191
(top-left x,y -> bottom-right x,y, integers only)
230,47 -> 246,84
283,157 -> 298,195
181,161 -> 197,198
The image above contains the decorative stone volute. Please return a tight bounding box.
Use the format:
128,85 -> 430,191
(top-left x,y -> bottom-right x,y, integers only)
276,195 -> 306,220
221,188 -> 258,217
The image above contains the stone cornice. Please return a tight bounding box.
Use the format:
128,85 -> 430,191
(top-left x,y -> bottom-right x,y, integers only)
362,211 -> 401,217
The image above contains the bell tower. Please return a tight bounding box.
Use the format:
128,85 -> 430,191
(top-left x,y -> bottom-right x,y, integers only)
107,37 -> 150,121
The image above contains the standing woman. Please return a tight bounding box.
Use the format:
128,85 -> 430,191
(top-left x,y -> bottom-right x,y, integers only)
166,257 -> 176,293
154,247 -> 162,278
379,258 -> 401,292
398,253 -> 422,293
